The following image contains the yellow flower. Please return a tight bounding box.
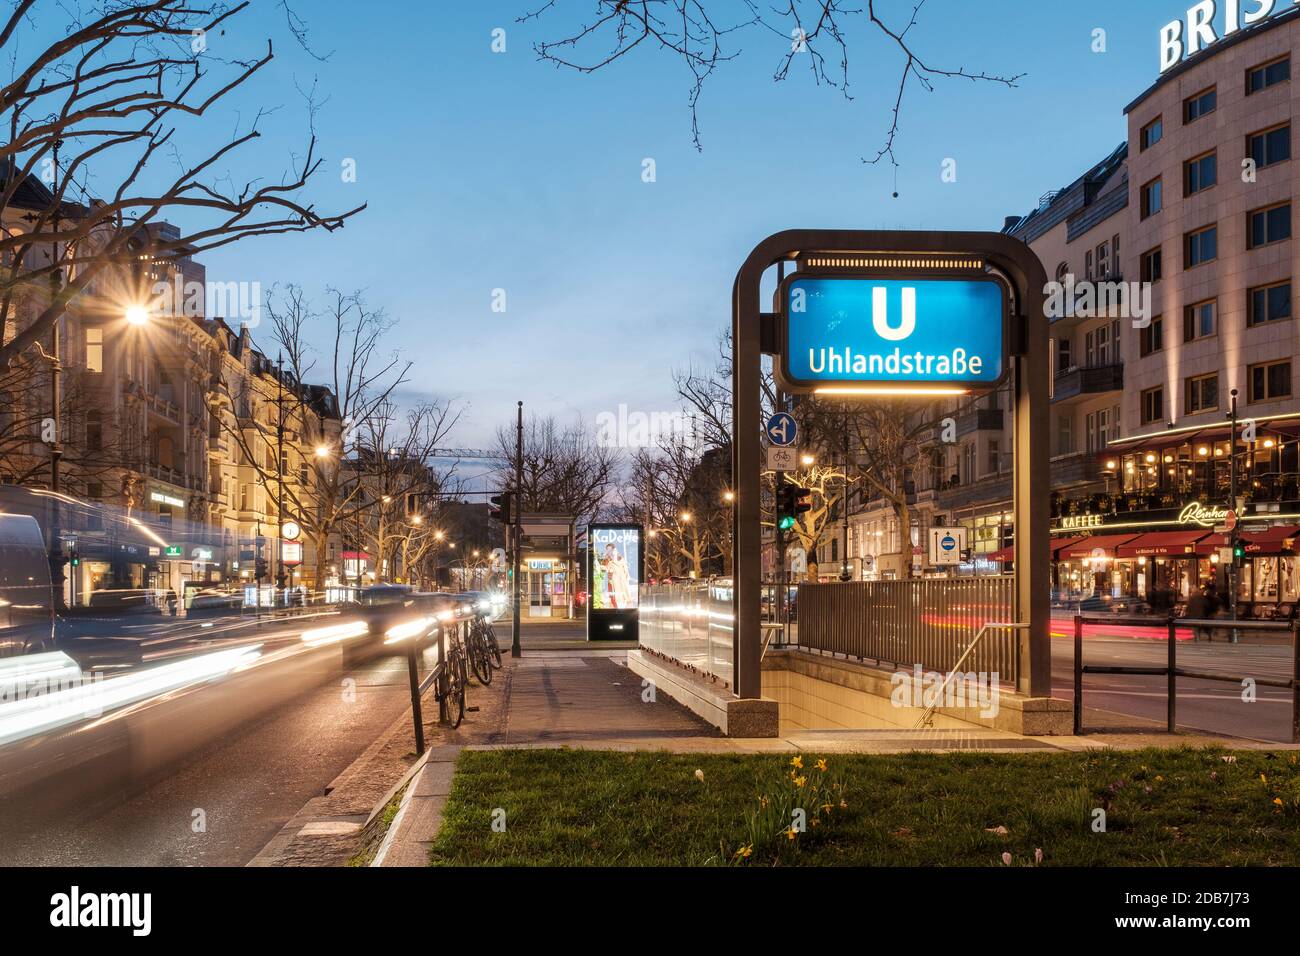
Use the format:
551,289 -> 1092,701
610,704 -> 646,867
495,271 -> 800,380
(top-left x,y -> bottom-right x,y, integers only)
784,828 -> 797,841
1274,798 -> 1284,807
1155,775 -> 1163,782
791,756 -> 804,769
759,796 -> 769,809
734,844 -> 753,858
822,803 -> 833,814
794,775 -> 807,788
815,758 -> 828,772
810,818 -> 820,828
840,799 -> 848,809
1260,773 -> 1268,784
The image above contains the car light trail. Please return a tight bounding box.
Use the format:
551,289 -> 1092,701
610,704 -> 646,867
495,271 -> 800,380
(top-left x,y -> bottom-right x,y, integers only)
0,651 -> 83,699
384,617 -> 435,644
300,620 -> 370,647
0,644 -> 264,747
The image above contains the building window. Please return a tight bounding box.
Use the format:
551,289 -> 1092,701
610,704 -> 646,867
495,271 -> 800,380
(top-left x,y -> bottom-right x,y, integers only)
1248,281 -> 1292,327
1184,151 -> 1217,195
1095,240 -> 1111,277
1140,386 -> 1164,425
86,410 -> 102,451
1112,233 -> 1121,270
1140,246 -> 1162,283
1056,336 -> 1072,374
84,327 -> 103,373
1056,413 -> 1073,456
1140,178 -> 1162,219
1184,225 -> 1217,268
1183,299 -> 1217,341
1185,373 -> 1219,414
1084,250 -> 1093,279
986,439 -> 999,476
1139,315 -> 1163,356
1140,116 -> 1163,150
1248,124 -> 1291,169
299,463 -> 310,487
1249,360 -> 1292,403
1184,86 -> 1216,122
1248,202 -> 1292,248
1247,55 -> 1289,95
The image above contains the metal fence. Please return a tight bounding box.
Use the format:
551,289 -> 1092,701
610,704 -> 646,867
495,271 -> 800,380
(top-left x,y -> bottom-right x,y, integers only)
794,577 -> 1019,684
639,580 -> 734,687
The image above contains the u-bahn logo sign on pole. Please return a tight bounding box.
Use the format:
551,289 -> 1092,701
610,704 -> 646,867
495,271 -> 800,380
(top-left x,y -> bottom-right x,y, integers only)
779,275 -> 1009,394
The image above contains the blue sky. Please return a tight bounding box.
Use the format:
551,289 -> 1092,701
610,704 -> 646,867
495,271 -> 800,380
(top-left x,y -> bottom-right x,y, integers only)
128,0 -> 1185,446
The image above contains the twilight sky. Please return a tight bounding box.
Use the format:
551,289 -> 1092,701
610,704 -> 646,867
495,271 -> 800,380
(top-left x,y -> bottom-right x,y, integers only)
78,0 -> 1185,447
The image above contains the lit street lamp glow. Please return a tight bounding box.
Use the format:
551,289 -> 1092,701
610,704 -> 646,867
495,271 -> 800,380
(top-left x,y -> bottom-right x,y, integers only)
125,305 -> 149,326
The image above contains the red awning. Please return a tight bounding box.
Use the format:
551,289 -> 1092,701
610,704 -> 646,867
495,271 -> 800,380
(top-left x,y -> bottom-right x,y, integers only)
1194,525 -> 1300,556
1049,535 -> 1088,559
989,545 -> 1014,562
1116,530 -> 1210,558
1056,533 -> 1140,560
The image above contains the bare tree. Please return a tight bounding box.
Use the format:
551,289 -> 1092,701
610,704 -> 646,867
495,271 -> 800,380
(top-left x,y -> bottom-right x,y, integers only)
520,0 -> 1023,172
494,413 -> 619,526
0,0 -> 364,368
220,288 -> 462,588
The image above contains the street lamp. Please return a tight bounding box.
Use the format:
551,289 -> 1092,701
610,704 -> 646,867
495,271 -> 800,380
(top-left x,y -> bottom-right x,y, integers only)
314,444 -> 331,458
801,453 -> 816,467
125,304 -> 150,326
410,513 -> 424,525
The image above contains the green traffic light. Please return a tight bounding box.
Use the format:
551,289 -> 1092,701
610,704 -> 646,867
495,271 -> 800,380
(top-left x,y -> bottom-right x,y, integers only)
778,515 -> 795,531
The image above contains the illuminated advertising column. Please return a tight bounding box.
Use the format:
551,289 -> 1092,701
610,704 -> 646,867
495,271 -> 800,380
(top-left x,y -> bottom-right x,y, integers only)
587,523 -> 643,641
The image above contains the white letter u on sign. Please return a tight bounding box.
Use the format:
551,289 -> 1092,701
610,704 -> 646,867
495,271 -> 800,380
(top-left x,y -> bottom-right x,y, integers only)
872,286 -> 916,341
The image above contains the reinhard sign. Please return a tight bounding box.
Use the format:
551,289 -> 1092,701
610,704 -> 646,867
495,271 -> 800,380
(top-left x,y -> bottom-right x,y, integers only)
780,276 -> 1007,395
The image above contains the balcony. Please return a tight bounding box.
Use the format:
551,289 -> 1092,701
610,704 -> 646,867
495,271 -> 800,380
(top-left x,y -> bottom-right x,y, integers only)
955,408 -> 1004,438
1050,452 -> 1107,489
1052,363 -> 1124,403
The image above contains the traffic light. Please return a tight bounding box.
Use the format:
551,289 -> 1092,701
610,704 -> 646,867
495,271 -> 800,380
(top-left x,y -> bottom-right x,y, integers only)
1233,542 -> 1245,561
793,487 -> 812,517
255,557 -> 269,580
777,485 -> 810,531
69,550 -> 80,567
489,490 -> 512,524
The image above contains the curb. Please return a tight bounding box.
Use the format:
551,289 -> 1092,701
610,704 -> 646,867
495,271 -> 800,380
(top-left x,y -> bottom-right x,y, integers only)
372,745 -> 461,867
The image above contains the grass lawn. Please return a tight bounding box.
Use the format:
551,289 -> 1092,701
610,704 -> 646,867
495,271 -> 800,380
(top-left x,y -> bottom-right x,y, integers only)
429,747 -> 1300,866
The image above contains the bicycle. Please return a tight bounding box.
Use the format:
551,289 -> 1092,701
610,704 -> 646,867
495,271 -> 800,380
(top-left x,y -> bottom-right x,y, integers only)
464,615 -> 503,684
431,624 -> 468,728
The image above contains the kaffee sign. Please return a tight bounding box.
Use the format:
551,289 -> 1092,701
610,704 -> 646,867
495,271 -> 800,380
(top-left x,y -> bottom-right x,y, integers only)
1159,1 -> 1291,73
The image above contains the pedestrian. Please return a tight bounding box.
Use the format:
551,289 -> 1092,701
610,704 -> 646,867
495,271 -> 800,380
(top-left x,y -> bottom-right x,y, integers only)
1185,586 -> 1212,641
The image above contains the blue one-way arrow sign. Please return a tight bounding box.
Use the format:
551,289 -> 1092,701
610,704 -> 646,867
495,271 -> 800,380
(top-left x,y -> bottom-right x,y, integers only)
765,412 -> 798,447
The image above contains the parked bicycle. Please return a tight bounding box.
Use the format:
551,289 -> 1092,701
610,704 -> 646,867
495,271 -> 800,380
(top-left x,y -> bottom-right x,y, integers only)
465,611 -> 504,685
431,622 -> 469,728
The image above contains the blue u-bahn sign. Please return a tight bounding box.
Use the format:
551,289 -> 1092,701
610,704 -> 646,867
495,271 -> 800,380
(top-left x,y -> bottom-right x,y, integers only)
780,275 -> 1008,393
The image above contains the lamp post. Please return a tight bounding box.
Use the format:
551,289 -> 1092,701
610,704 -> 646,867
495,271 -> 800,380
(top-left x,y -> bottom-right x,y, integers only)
1228,388 -> 1240,643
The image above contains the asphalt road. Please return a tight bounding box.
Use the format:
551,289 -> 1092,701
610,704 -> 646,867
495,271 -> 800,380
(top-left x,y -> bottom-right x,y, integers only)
1050,625 -> 1296,742
0,620 -> 420,866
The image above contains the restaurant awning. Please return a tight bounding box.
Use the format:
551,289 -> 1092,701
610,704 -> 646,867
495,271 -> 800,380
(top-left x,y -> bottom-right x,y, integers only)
1049,536 -> 1088,559
1056,533 -> 1140,560
1194,525 -> 1300,556
989,545 -> 1014,562
1115,530 -> 1210,558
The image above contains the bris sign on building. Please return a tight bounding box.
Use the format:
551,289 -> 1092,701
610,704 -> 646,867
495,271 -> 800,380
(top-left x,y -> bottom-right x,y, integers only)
1159,1 -> 1287,74
779,276 -> 1008,395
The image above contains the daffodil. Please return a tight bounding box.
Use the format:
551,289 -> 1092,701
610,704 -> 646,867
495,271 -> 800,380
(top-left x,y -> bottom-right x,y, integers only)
794,775 -> 807,788
785,829 -> 796,841
815,758 -> 827,772
791,756 -> 804,769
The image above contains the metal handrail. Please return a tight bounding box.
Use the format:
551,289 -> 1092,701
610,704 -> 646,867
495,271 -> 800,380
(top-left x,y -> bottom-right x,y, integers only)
914,622 -> 1028,729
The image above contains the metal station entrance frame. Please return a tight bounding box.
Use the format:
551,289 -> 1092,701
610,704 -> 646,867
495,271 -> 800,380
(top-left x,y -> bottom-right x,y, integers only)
731,229 -> 1050,700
